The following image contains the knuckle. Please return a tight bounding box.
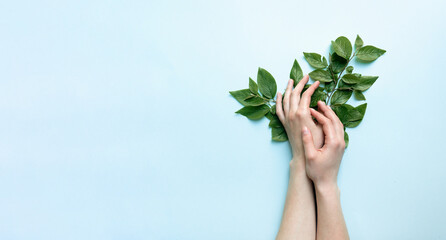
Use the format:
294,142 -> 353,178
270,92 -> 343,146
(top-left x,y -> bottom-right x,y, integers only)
296,110 -> 306,118
287,113 -> 297,121
291,90 -> 300,98
306,152 -> 316,161
333,140 -> 341,148
332,138 -> 345,149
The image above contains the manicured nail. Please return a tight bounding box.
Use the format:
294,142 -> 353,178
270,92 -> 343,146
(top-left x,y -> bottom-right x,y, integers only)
302,126 -> 309,135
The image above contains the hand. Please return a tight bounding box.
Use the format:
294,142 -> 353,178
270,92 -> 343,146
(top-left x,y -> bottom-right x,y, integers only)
301,101 -> 346,187
276,75 -> 324,161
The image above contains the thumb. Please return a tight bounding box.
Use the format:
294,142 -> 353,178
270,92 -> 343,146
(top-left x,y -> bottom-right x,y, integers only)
302,126 -> 317,160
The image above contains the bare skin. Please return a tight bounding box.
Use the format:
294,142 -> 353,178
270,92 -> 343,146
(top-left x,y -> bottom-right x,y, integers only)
275,75 -> 349,240
302,101 -> 349,240
275,76 -> 322,240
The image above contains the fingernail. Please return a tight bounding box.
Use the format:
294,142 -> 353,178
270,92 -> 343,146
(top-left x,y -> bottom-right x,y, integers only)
302,126 -> 309,135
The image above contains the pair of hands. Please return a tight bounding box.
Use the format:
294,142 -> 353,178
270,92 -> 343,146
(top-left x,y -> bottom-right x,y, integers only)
276,75 -> 346,187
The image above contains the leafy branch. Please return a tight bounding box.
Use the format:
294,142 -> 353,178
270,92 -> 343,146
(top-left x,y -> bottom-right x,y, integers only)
326,50 -> 356,105
230,35 -> 386,147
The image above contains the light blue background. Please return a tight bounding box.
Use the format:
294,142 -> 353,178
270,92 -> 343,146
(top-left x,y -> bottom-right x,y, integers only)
1,0 -> 445,239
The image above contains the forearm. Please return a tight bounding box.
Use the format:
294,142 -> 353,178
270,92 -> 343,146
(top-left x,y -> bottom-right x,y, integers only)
314,183 -> 349,240
276,157 -> 316,240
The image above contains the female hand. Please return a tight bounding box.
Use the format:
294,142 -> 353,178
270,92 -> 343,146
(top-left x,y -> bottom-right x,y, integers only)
276,75 -> 324,162
301,100 -> 346,187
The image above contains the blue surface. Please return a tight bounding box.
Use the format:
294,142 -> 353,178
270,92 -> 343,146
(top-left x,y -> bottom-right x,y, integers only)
1,0 -> 445,239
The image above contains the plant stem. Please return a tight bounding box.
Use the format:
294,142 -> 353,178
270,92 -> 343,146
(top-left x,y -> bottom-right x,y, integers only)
327,51 -> 356,106
326,69 -> 338,105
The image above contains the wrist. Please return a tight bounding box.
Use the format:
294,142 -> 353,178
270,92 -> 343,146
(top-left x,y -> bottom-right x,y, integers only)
315,181 -> 339,196
289,156 -> 306,175
289,140 -> 304,160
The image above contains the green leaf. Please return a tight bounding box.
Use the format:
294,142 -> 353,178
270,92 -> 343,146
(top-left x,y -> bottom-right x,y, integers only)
229,89 -> 253,106
331,104 -> 362,125
310,87 -> 328,107
257,68 -> 277,99
345,120 -> 361,128
356,103 -> 367,116
346,107 -> 363,122
324,81 -> 336,92
272,125 -> 288,142
265,112 -> 274,120
332,36 -> 352,59
356,45 -> 386,62
270,104 -> 276,114
235,104 -> 270,120
303,52 -> 328,69
346,66 -> 354,73
355,35 -> 364,49
354,90 -> 366,100
229,89 -> 267,106
331,104 -> 349,124
309,69 -> 332,82
352,76 -> 378,91
243,95 -> 255,100
269,115 -> 282,128
329,53 -> 348,74
344,131 -> 349,148
244,96 -> 268,106
331,90 -> 352,105
249,77 -> 259,95
337,80 -> 355,90
341,73 -> 361,84
290,59 -> 304,87
343,103 -> 367,128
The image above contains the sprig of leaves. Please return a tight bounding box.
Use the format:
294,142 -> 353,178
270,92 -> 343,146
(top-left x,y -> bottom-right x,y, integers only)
230,35 -> 386,147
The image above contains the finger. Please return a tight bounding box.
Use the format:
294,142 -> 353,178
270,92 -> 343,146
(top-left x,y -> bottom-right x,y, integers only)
276,92 -> 285,123
299,81 -> 320,110
310,108 -> 336,146
302,126 -> 318,160
289,75 -> 310,112
318,101 -> 341,124
283,79 -> 294,114
317,101 -> 344,137
310,108 -> 329,125
294,75 -> 310,94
